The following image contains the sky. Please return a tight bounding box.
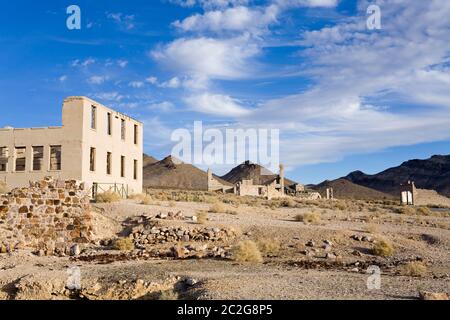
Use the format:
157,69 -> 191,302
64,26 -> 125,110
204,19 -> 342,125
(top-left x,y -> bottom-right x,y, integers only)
0,0 -> 449,184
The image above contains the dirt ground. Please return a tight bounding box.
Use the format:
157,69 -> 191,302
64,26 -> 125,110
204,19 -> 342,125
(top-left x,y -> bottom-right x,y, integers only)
1,193 -> 449,300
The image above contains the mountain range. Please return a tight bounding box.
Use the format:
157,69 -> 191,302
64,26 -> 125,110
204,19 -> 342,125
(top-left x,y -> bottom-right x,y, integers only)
143,154 -> 450,200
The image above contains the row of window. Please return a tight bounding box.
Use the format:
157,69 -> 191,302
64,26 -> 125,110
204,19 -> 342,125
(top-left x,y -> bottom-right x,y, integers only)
89,147 -> 138,180
91,106 -> 139,145
0,146 -> 61,172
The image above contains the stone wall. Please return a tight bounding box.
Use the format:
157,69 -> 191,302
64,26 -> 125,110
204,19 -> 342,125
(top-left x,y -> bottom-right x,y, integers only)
415,189 -> 450,207
0,177 -> 93,255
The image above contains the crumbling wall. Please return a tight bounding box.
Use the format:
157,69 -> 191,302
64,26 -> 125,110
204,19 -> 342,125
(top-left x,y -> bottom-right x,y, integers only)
415,189 -> 450,207
0,177 -> 93,255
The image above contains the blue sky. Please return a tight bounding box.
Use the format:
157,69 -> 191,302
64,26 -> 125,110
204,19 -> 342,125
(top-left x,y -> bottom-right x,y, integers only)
1,0 -> 449,184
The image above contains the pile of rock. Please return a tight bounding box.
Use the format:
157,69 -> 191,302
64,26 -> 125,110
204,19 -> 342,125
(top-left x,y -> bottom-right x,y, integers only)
130,225 -> 236,245
171,244 -> 232,259
155,211 -> 185,220
351,234 -> 374,242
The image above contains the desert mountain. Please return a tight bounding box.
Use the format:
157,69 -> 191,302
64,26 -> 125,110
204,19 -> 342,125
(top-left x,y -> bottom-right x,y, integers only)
344,155 -> 450,197
311,179 -> 395,200
143,155 -> 232,190
221,161 -> 296,186
143,154 -> 158,167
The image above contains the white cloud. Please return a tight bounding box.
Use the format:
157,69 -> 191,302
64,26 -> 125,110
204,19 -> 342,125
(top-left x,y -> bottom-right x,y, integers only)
173,5 -> 278,34
87,75 -> 108,85
93,92 -> 124,102
185,93 -> 251,116
71,58 -> 95,67
129,81 -> 145,88
151,36 -> 259,79
245,0 -> 450,166
148,101 -> 175,112
160,77 -> 182,88
59,75 -> 67,82
106,12 -> 135,30
117,60 -> 129,68
146,76 -> 158,84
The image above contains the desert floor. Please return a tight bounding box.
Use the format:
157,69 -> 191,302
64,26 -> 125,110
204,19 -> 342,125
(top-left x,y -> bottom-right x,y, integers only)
1,192 -> 449,300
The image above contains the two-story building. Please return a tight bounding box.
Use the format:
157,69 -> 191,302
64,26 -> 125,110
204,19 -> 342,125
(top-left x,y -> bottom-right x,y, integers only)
0,96 -> 143,195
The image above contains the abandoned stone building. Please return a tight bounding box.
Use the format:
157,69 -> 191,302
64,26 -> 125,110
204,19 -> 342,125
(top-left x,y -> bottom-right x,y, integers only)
207,163 -> 288,200
400,180 -> 450,207
0,96 -> 143,196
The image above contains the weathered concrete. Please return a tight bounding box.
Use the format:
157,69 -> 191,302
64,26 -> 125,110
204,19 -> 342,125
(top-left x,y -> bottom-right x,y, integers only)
0,96 -> 143,195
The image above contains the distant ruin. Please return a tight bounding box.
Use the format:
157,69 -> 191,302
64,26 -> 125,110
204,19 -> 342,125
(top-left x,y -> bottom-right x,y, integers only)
400,180 -> 450,206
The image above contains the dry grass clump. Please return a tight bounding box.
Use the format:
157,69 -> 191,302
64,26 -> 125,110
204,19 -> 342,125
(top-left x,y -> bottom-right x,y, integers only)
280,198 -> 297,208
128,193 -> 146,201
416,207 -> 432,216
396,206 -> 416,215
96,191 -> 122,203
195,211 -> 208,224
232,240 -> 263,263
257,238 -> 281,256
141,195 -> 152,205
365,223 -> 379,234
400,261 -> 427,277
113,238 -> 135,251
158,290 -> 179,300
334,201 -> 348,211
209,201 -> 227,213
209,201 -> 239,215
0,182 -> 10,194
295,212 -> 321,224
371,238 -> 395,257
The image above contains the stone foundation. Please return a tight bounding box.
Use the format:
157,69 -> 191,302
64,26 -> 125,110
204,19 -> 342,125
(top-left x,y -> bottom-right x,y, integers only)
0,177 -> 93,255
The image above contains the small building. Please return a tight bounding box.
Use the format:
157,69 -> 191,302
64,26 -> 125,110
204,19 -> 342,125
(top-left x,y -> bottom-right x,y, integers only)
235,165 -> 286,200
400,181 -> 417,205
0,96 -> 143,196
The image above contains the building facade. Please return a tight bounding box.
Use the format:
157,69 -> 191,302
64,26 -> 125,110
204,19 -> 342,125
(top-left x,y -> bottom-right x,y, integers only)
0,96 -> 143,195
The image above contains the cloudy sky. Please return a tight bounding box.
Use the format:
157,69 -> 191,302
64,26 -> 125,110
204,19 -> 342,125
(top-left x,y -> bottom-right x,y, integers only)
1,0 -> 449,183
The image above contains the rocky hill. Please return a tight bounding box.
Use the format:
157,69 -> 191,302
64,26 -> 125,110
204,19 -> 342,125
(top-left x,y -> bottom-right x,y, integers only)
143,155 -> 232,190
221,161 -> 296,186
311,179 -> 395,200
344,155 -> 450,197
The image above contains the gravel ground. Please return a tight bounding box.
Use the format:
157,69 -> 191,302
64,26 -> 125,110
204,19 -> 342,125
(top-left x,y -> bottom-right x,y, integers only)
1,197 -> 449,300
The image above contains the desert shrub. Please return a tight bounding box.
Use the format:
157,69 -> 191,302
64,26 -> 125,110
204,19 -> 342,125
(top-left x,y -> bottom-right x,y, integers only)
437,221 -> 449,230
257,238 -> 281,256
141,195 -> 152,205
96,191 -> 121,203
196,211 -> 208,224
0,182 -> 10,194
416,207 -> 432,216
371,239 -> 395,257
280,198 -> 297,208
128,193 -> 146,201
113,238 -> 135,251
209,201 -> 227,213
232,240 -> 263,263
401,261 -> 427,277
397,206 -> 416,215
158,290 -> 179,300
334,201 -> 348,211
295,212 -> 321,224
